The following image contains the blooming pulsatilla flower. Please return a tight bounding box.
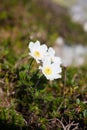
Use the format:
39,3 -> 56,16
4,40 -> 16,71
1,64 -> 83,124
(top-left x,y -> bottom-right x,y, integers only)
28,41 -> 47,63
29,40 -> 62,80
39,61 -> 62,81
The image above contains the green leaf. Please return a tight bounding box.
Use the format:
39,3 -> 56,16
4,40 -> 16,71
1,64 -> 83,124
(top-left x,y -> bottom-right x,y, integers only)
76,98 -> 80,104
83,110 -> 87,118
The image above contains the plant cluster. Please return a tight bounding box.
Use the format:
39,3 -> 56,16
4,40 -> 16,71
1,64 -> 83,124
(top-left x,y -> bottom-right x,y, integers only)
0,40 -> 87,130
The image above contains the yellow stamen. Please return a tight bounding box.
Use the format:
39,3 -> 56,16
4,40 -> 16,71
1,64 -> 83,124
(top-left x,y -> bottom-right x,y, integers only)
44,67 -> 52,75
34,51 -> 41,57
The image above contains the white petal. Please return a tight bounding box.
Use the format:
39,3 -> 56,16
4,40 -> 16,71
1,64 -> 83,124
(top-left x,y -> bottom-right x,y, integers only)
48,47 -> 55,56
36,60 -> 40,63
45,75 -> 54,80
43,58 -> 52,64
39,66 -> 42,70
54,74 -> 61,79
35,40 -> 40,46
54,67 -> 62,73
41,44 -> 48,52
28,42 -> 34,50
54,57 -> 62,64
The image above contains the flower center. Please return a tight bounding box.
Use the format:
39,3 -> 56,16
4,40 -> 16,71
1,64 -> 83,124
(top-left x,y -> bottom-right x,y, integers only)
34,51 -> 41,58
44,67 -> 52,75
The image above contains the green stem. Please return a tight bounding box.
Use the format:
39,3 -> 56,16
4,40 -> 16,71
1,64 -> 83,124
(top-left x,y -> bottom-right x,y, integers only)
28,58 -> 34,73
63,66 -> 67,109
63,66 -> 67,97
34,74 -> 43,89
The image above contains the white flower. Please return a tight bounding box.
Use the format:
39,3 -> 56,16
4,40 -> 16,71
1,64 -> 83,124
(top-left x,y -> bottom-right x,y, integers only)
28,41 -> 47,63
43,47 -> 62,65
39,61 -> 62,80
